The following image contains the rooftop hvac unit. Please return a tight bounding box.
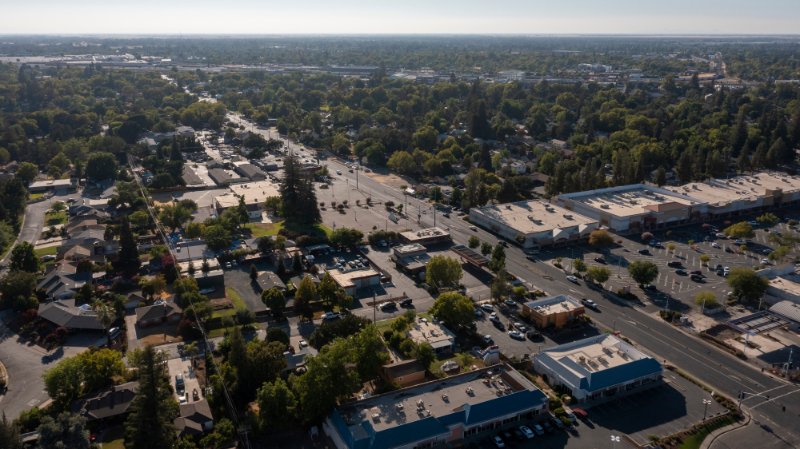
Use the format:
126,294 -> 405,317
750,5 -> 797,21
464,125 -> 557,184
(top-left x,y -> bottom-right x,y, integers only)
563,214 -> 573,219
600,204 -> 610,209
578,355 -> 586,363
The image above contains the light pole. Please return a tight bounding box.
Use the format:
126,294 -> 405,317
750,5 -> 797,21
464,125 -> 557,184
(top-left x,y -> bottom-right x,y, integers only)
702,398 -> 712,421
610,435 -> 620,449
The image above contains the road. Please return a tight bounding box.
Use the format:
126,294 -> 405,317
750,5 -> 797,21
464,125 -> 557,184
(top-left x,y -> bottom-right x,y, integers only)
228,113 -> 800,448
0,192 -> 71,267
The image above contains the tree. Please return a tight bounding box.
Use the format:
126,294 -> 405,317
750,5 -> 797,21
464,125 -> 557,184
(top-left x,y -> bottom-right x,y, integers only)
294,275 -> 317,320
115,217 -> 140,276
37,412 -> 90,449
480,242 -> 492,256
125,346 -> 178,449
250,264 -> 258,281
489,243 -> 506,272
695,291 -> 719,309
586,266 -> 611,284
628,261 -> 659,286
0,271 -> 37,310
727,268 -> 769,305
184,221 -> 204,239
387,151 -> 416,176
86,152 -> 118,182
429,292 -> 474,330
329,227 -> 364,248
654,166 -> 667,186
291,340 -> 359,424
0,413 -> 22,449
351,324 -> 389,380
425,255 -> 463,290
699,254 -> 711,265
256,378 -> 297,430
724,221 -> 754,239
572,258 -> 587,273
10,241 -> 39,273
414,342 -> 435,369
280,154 -> 320,225
158,203 -> 193,232
756,212 -> 779,226
43,349 -> 125,410
491,269 -> 511,301
262,287 -> 286,318
16,162 -> 38,185
203,224 -> 232,252
317,272 -> 345,310
468,236 -> 480,248
588,229 -> 614,247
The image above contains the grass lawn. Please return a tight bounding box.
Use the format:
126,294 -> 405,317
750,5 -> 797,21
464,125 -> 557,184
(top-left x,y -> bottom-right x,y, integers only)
28,192 -> 45,202
244,221 -> 284,238
45,210 -> 67,226
99,425 -> 125,449
207,324 -> 245,338
225,287 -> 247,310
34,246 -> 58,258
428,352 -> 482,378
678,416 -> 737,449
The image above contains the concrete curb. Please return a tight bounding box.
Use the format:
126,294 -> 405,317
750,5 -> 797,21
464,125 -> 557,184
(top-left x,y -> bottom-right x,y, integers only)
700,410 -> 751,449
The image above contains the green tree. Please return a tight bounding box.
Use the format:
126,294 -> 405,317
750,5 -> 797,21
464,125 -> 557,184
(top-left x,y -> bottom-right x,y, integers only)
351,324 -> 389,380
250,264 -> 258,282
184,221 -> 204,239
86,152 -> 118,182
0,413 -> 22,449
294,275 -> 317,320
125,346 -> 178,449
37,412 -> 90,449
724,221 -> 754,239
256,378 -> 297,430
329,227 -> 364,248
414,342 -> 435,370
572,258 -> 587,273
468,236 -> 480,249
203,224 -> 232,251
47,152 -> 71,178
480,241 -> 493,256
429,292 -> 474,330
425,255 -> 463,290
10,241 -> 39,273
588,229 -> 614,247
317,272 -> 345,310
727,268 -> 769,305
628,261 -> 659,287
16,162 -> 39,185
43,349 -> 125,410
489,243 -> 506,272
756,212 -> 779,226
0,271 -> 37,310
158,203 -> 193,232
280,154 -> 320,225
695,291 -> 719,309
387,151 -> 416,175
490,269 -> 511,301
586,266 -> 611,284
261,287 -> 286,318
291,340 -> 359,424
115,217 -> 140,276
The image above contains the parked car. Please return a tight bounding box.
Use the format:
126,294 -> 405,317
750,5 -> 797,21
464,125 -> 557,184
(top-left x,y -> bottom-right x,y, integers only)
711,242 -> 721,248
675,269 -> 688,276
526,329 -> 543,340
513,322 -> 527,332
519,426 -> 535,439
175,374 -> 185,394
643,284 -> 657,291
761,258 -> 772,265
689,270 -> 703,276
667,260 -> 683,268
474,308 -> 484,317
504,299 -> 517,307
638,248 -> 651,255
533,423 -> 545,435
379,302 -> 396,312
493,436 -> 505,448
690,274 -> 705,282
322,312 -> 341,321
399,298 -> 413,307
483,335 -> 493,345
481,303 -> 495,312
489,312 -> 500,322
508,330 -> 525,340
594,256 -> 607,264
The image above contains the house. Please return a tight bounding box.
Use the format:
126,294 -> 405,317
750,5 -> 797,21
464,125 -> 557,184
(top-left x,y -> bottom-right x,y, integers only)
135,300 -> 183,328
256,271 -> 286,292
37,263 -> 93,300
214,180 -> 281,221
522,295 -> 585,330
208,168 -> 243,186
381,359 -> 426,387
59,225 -> 118,261
74,381 -> 138,421
324,364 -> 548,449
407,319 -> 455,357
233,163 -> 267,181
174,399 -> 214,437
38,298 -> 105,331
173,240 -> 215,263
533,334 -> 663,403
28,178 -> 76,193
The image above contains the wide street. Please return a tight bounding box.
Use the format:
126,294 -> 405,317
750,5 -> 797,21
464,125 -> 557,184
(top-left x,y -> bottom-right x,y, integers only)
226,113 -> 800,448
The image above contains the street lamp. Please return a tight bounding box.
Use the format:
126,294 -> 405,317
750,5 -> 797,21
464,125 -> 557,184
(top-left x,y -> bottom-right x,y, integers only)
610,435 -> 620,449
702,398 -> 712,421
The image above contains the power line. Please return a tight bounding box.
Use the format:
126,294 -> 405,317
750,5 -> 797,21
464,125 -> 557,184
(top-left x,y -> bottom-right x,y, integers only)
126,158 -> 252,449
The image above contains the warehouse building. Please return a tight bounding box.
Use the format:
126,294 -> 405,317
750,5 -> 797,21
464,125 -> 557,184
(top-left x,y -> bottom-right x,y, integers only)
326,268 -> 381,297
214,180 -> 280,221
557,184 -> 705,233
534,334 -> 662,403
324,364 -> 548,449
469,200 -> 598,249
400,227 -> 452,247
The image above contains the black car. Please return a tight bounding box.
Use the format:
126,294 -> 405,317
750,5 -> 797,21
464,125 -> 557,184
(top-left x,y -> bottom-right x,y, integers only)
667,261 -> 683,268
638,248 -> 651,255
594,257 -> 607,264
690,274 -> 705,282
399,298 -> 413,308
725,247 -> 734,253
689,270 -> 704,276
643,284 -> 657,291
675,269 -> 688,275
526,329 -> 543,340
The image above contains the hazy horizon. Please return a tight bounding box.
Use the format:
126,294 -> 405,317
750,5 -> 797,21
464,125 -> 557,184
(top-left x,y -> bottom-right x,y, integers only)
2,0 -> 800,35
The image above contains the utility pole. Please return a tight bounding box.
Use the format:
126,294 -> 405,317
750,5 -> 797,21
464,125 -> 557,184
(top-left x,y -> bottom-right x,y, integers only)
785,347 -> 794,377
373,293 -> 377,323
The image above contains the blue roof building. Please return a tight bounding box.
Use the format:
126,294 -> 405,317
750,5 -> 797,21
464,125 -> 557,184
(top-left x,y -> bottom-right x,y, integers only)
324,364 -> 548,449
534,334 -> 662,403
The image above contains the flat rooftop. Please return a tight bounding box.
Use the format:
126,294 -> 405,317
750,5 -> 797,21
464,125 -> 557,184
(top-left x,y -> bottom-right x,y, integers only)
667,172 -> 800,206
327,268 -> 380,289
337,364 -> 540,432
393,243 -> 427,256
400,227 -> 450,242
540,334 -> 654,377
215,180 -> 280,208
561,184 -> 699,218
525,294 -> 583,316
471,200 -> 596,234
407,319 -> 454,348
769,276 -> 800,296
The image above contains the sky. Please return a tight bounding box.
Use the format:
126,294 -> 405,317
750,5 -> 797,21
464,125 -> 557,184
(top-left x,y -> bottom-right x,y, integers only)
1,0 -> 800,35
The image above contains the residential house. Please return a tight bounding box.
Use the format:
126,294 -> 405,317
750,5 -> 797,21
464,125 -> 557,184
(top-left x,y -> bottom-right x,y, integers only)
256,271 -> 286,293
174,399 -> 214,437
37,263 -> 94,300
74,382 -> 138,422
135,300 -> 183,328
38,298 -> 105,331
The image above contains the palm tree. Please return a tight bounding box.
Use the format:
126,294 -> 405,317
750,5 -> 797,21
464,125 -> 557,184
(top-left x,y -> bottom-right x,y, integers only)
93,301 -> 115,346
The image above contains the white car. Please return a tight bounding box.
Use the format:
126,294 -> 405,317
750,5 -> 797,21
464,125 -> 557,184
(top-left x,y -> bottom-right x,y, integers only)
336,170 -> 342,175
481,303 -> 494,312
493,436 -> 505,448
566,275 -> 579,284
298,339 -> 308,348
508,330 -> 525,340
761,258 -> 771,265
711,242 -> 721,248
483,335 -> 493,344
519,426 -> 535,439
533,423 -> 545,435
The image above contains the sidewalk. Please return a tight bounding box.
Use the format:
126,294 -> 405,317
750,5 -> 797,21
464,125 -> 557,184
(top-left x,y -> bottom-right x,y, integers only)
700,410 -> 751,449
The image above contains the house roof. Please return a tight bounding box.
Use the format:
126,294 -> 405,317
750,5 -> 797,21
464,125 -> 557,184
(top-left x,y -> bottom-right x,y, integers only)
770,301 -> 800,324
75,381 -> 138,420
37,264 -> 92,299
135,301 -> 182,323
38,298 -> 105,330
234,163 -> 266,180
174,399 -> 213,436
256,271 -> 286,291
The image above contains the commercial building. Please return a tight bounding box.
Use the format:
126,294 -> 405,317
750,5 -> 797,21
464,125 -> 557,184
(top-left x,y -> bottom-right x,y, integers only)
765,275 -> 800,306
391,243 -> 430,278
534,334 -> 663,403
399,227 -> 451,247
324,364 -> 548,449
666,172 -> 800,218
28,178 -> 76,192
327,268 -> 381,296
558,184 -> 705,233
407,319 -> 455,356
214,180 -> 281,221
233,162 -> 267,181
469,200 -> 598,248
522,295 -> 585,330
